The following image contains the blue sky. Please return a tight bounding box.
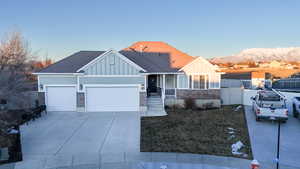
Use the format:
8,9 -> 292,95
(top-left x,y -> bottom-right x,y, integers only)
1,0 -> 300,60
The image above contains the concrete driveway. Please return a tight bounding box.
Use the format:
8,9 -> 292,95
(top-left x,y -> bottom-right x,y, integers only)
20,111 -> 140,159
245,106 -> 300,168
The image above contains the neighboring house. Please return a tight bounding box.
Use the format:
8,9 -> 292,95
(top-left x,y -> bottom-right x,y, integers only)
221,71 -> 268,89
269,60 -> 282,68
259,62 -> 270,68
33,41 -> 221,112
233,64 -> 249,69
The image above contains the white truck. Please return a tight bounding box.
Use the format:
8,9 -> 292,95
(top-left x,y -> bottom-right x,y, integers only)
251,90 -> 288,122
292,97 -> 300,119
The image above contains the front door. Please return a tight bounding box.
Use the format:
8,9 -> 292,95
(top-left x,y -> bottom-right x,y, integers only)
148,75 -> 157,93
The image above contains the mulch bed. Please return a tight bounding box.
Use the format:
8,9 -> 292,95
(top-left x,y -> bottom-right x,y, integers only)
141,105 -> 253,159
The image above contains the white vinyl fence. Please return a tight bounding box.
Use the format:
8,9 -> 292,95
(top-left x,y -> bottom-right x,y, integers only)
221,88 -> 243,105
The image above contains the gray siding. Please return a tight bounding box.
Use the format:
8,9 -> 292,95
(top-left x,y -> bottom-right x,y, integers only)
84,52 -> 140,75
178,74 -> 188,88
79,76 -> 144,85
39,76 -> 77,85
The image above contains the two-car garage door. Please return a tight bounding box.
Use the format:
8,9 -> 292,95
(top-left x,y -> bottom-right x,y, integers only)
46,85 -> 139,112
86,86 -> 139,112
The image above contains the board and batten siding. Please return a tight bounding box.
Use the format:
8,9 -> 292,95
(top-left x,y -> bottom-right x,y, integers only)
79,76 -> 144,85
84,52 -> 140,75
182,57 -> 218,75
180,57 -> 221,89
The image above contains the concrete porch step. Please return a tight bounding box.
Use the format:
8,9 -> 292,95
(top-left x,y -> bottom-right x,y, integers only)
147,99 -> 162,101
147,102 -> 163,105
148,103 -> 164,107
148,107 -> 164,110
148,105 -> 164,108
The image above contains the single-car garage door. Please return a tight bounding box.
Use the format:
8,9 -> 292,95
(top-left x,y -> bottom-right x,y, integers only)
86,86 -> 139,112
46,86 -> 77,111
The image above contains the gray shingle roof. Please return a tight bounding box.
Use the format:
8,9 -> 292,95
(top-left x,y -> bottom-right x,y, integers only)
37,51 -> 105,73
37,42 -> 196,73
119,50 -> 180,72
120,41 -> 195,73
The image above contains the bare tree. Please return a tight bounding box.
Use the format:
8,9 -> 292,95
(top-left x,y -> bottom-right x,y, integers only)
0,32 -> 34,147
0,31 -> 33,110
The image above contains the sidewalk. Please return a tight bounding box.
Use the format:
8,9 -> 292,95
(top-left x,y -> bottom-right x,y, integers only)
2,152 -> 300,169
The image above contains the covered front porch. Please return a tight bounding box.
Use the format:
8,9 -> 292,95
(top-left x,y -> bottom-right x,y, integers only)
141,73 -> 178,116
141,72 -> 221,115
146,74 -> 177,100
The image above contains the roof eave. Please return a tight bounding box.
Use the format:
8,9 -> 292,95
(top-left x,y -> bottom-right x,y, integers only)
32,72 -> 84,75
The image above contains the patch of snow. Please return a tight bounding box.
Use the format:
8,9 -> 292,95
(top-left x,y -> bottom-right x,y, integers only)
160,164 -> 168,169
228,135 -> 235,140
234,105 -> 242,112
8,129 -> 19,134
227,127 -> 235,130
227,127 -> 236,140
231,141 -> 244,155
211,47 -> 300,63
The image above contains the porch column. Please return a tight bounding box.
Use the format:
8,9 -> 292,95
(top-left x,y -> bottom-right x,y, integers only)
162,74 -> 165,106
163,74 -> 165,91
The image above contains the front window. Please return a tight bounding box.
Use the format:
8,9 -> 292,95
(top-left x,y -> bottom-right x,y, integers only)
165,74 -> 176,89
189,74 -> 207,89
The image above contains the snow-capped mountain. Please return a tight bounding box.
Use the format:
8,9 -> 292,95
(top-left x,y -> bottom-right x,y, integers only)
211,47 -> 300,63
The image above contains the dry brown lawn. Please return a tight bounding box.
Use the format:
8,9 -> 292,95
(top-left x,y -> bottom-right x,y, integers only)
141,105 -> 253,159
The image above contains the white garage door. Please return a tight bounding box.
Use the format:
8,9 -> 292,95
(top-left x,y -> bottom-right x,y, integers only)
86,86 -> 139,112
46,86 -> 77,111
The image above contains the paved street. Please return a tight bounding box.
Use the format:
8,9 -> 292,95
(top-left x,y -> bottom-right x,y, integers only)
245,106 -> 300,168
3,152 -> 253,169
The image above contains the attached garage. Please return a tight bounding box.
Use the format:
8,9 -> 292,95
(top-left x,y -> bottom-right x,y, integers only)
46,86 -> 77,111
86,85 -> 139,112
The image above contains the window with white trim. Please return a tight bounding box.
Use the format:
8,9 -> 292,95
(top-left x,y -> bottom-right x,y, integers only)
189,74 -> 208,89
165,74 -> 177,89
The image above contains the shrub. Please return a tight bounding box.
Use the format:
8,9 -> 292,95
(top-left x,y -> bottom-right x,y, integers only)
202,102 -> 215,110
184,97 -> 196,110
165,104 -> 183,110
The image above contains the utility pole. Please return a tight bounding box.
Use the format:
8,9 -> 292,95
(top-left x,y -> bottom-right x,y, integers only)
276,121 -> 281,169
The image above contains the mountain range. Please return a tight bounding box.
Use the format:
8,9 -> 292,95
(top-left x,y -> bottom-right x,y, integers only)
210,47 -> 300,63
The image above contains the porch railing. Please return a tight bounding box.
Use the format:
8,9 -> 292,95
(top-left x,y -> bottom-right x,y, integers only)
146,87 -> 162,96
165,89 -> 176,96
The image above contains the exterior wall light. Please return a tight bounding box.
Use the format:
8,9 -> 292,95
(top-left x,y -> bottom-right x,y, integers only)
80,84 -> 83,91
141,84 -> 145,90
40,84 -> 43,90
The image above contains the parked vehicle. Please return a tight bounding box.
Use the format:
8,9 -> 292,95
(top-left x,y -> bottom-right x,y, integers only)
251,90 -> 288,122
292,97 -> 300,119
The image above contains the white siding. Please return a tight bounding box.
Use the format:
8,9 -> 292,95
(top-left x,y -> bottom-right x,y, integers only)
39,76 -> 77,85
181,57 -> 221,89
84,53 -> 140,75
79,76 -> 144,85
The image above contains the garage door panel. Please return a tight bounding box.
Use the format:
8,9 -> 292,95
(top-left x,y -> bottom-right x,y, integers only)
47,86 -> 77,111
86,86 -> 139,112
